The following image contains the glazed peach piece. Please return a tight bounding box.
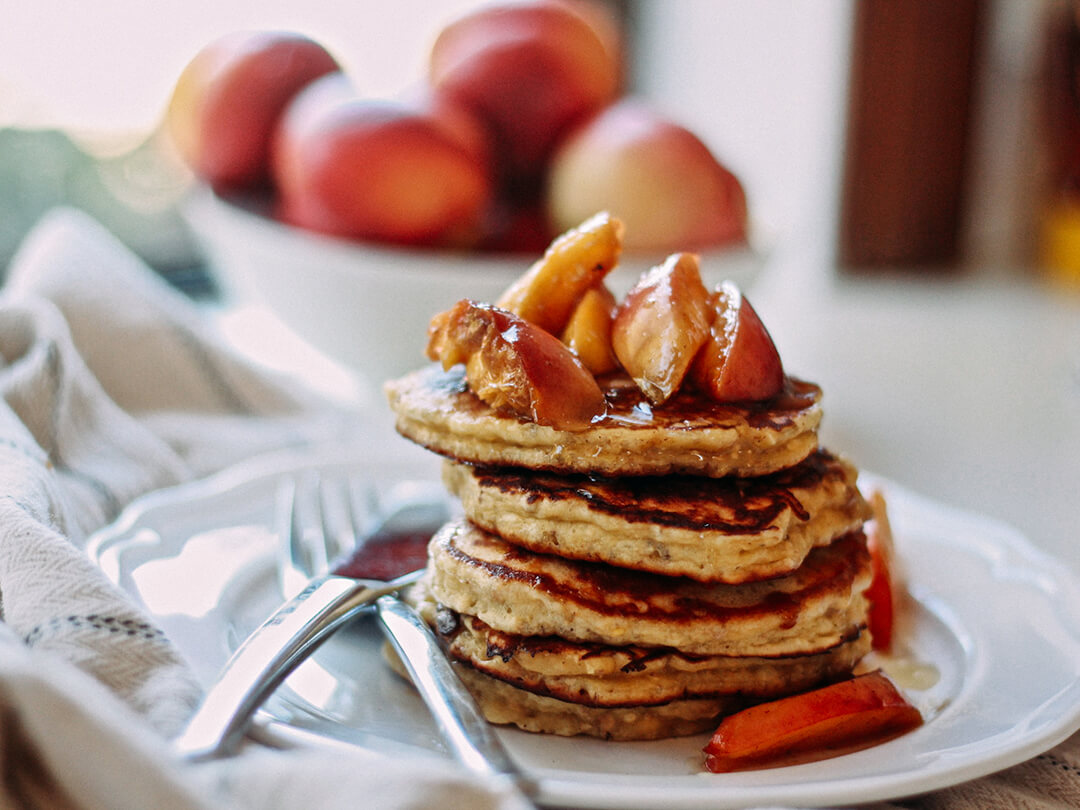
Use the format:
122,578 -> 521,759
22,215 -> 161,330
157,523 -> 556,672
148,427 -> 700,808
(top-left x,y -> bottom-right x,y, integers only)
496,211 -> 623,335
611,252 -> 714,404
561,284 -> 620,375
689,281 -> 784,402
427,300 -> 606,430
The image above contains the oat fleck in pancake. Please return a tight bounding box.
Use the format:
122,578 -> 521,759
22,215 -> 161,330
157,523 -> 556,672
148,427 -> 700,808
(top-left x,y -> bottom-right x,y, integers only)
443,449 -> 871,583
426,520 -> 872,658
384,365 -> 822,478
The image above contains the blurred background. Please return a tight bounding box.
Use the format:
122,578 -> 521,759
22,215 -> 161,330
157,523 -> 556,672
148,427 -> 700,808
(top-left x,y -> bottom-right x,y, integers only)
2,0 -> 1077,291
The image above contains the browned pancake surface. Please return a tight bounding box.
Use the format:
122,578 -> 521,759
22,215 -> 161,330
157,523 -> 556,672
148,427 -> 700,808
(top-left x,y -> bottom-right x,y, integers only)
427,606 -> 871,708
385,365 -> 822,478
444,449 -> 871,582
427,519 -> 872,657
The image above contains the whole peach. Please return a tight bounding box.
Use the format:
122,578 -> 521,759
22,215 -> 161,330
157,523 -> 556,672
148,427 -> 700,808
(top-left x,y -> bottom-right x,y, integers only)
429,0 -> 621,187
272,86 -> 493,247
546,99 -> 748,251
398,84 -> 495,173
166,30 -> 340,191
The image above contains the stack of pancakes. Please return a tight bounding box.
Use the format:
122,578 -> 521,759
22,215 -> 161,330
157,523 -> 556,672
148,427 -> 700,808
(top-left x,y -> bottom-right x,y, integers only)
385,365 -> 874,741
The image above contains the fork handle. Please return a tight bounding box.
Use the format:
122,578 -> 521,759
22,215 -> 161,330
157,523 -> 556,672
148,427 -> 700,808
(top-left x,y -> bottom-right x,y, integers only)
174,574 -> 402,761
375,595 -> 538,802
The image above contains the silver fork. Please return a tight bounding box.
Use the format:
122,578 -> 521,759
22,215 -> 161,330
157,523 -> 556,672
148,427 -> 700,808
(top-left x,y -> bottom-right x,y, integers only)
173,471 -> 438,762
174,470 -> 537,802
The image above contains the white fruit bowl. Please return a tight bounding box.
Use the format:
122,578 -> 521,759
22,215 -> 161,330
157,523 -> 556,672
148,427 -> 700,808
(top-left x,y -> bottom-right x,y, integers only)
182,188 -> 769,387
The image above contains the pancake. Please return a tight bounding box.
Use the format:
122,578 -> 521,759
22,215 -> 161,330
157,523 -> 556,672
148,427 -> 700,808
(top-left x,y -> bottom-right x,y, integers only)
384,364 -> 822,478
442,449 -> 871,584
419,599 -> 871,708
451,661 -> 740,740
426,519 -> 872,658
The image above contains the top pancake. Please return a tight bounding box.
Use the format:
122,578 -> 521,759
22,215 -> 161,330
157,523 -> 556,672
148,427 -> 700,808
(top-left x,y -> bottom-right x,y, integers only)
385,364 -> 823,478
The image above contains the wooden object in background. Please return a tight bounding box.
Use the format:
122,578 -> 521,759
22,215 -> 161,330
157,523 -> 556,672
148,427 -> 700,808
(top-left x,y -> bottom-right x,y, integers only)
839,0 -> 987,271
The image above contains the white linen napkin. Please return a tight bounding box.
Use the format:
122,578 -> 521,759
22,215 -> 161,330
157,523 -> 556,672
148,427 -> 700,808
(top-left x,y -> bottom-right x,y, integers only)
0,207 -> 530,810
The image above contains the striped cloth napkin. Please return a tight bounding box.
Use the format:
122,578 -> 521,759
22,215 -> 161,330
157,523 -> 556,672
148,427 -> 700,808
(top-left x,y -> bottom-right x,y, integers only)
0,207 -> 529,810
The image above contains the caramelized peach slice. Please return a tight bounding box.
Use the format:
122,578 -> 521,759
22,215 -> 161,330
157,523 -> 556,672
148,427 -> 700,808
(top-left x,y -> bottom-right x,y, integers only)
865,491 -> 899,651
427,300 -> 606,430
689,281 -> 784,402
495,211 -> 623,335
703,671 -> 923,773
610,252 -> 713,404
561,284 -> 620,375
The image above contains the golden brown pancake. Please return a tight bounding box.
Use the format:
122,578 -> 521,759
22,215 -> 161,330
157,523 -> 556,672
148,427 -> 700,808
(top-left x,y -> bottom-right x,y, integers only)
450,661 -> 740,740
384,365 -> 822,478
442,449 -> 871,583
419,601 -> 871,708
426,519 -> 872,658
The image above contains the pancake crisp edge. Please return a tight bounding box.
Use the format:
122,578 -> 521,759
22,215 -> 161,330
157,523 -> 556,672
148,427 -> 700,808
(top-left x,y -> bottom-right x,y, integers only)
384,364 -> 823,478
426,519 -> 872,658
443,449 -> 872,583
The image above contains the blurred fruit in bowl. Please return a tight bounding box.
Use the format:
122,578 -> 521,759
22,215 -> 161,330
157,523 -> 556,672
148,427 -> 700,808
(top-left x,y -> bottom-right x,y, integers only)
182,190 -> 768,388
165,6 -> 770,388
272,78 -> 493,247
400,84 -> 495,171
166,31 -> 340,192
428,0 -> 622,191
547,99 -> 748,251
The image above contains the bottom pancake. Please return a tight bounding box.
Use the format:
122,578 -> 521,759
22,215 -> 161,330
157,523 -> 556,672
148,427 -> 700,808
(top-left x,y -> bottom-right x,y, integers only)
452,662 -> 741,741
397,586 -> 871,740
382,640 -> 742,740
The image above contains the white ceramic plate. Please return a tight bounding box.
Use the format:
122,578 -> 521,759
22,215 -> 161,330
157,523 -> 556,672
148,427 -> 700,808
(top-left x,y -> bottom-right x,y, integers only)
88,446 -> 1080,809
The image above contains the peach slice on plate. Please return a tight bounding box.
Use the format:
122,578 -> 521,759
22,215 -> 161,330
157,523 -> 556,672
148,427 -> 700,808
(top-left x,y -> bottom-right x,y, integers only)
427,299 -> 606,430
611,252 -> 713,404
865,490 -> 900,652
703,670 -> 923,773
